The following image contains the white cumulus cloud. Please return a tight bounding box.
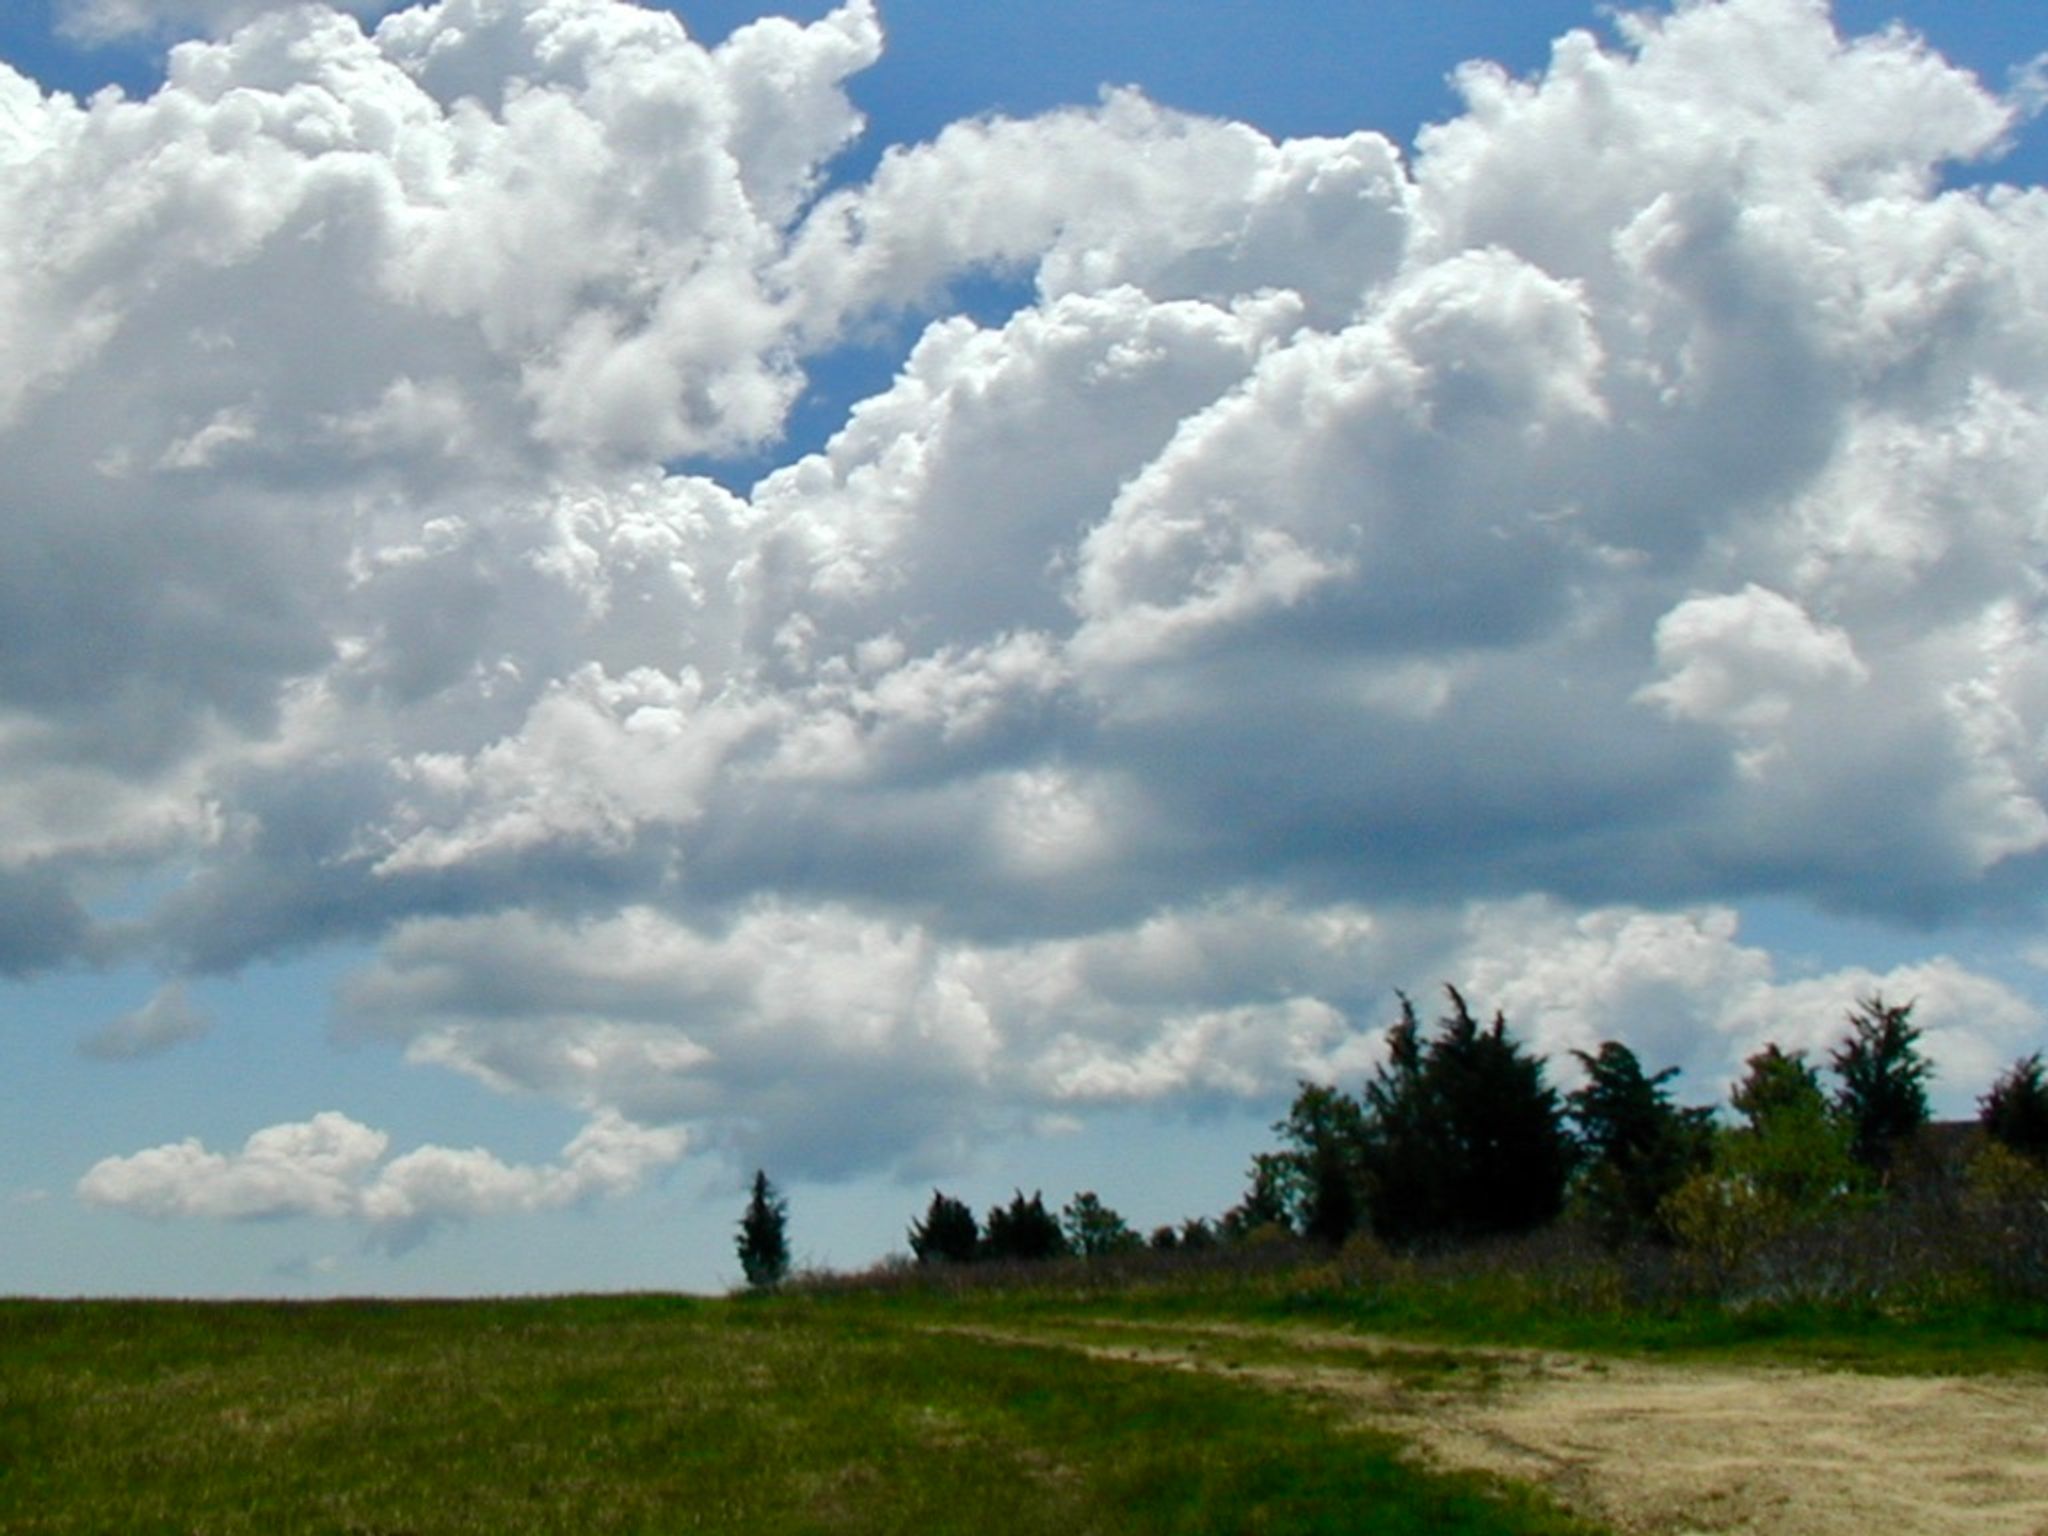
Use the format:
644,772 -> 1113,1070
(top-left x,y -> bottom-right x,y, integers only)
78,1109 -> 685,1248
9,0 -> 2046,1213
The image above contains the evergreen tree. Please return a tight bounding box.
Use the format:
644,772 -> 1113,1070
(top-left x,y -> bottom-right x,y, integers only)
981,1190 -> 1067,1262
1566,1041 -> 1712,1246
1270,1080 -> 1368,1245
1356,987 -> 1573,1243
1830,995 -> 1933,1180
1430,987 -> 1575,1237
1061,1191 -> 1140,1258
907,1190 -> 979,1264
1357,993 -> 1442,1243
1981,1054 -> 2048,1168
735,1170 -> 789,1290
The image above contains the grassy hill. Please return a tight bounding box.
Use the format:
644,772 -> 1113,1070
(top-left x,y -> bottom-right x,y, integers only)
0,1291 -> 1601,1535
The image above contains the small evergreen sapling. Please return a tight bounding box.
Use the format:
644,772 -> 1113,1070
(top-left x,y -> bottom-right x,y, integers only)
736,1170 -> 790,1290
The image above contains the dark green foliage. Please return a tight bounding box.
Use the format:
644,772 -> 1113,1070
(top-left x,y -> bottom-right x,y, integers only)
1981,1053 -> 2048,1167
1830,995 -> 1933,1179
1148,1224 -> 1180,1251
1567,1041 -> 1712,1246
1220,1151 -> 1295,1238
1061,1191 -> 1140,1258
1271,1081 -> 1368,1245
737,1169 -> 790,1289
909,1189 -> 980,1264
1357,993 -> 1438,1242
982,1190 -> 1068,1262
1359,988 -> 1575,1244
1731,1043 -> 1826,1129
1254,989 -> 1573,1248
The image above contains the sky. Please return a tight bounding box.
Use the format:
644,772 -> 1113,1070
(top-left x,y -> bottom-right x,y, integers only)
1,0 -> 2045,1297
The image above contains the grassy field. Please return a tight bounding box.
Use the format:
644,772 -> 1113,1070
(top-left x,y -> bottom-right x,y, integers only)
10,1243 -> 2046,1535
0,1293 -> 1605,1536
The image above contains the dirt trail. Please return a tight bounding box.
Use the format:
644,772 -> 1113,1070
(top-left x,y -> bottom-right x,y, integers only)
954,1321 -> 2048,1536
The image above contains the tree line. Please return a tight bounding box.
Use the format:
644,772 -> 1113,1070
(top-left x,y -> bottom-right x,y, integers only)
736,988 -> 2048,1289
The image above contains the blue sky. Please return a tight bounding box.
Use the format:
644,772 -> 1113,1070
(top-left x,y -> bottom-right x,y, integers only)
1,0 -> 2045,1296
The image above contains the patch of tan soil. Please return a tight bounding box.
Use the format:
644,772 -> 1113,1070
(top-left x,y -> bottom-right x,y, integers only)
955,1321 -> 2048,1536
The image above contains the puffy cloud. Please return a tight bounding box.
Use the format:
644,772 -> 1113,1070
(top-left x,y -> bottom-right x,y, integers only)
9,0 -> 2048,1203
1444,899 -> 2044,1104
79,1111 -> 389,1220
79,981 -> 212,1060
78,1109 -> 685,1247
57,0 -> 397,43
337,893 -> 2039,1180
780,90 -> 1413,332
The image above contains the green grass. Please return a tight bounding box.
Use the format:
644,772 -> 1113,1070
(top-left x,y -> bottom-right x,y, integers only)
0,1295 -> 1604,1535
842,1253 -> 2048,1375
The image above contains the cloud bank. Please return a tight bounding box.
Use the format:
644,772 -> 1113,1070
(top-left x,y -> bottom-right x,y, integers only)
9,0 -> 2040,1217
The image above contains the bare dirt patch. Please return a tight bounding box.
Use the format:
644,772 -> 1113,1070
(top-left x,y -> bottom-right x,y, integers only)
953,1321 -> 2048,1536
